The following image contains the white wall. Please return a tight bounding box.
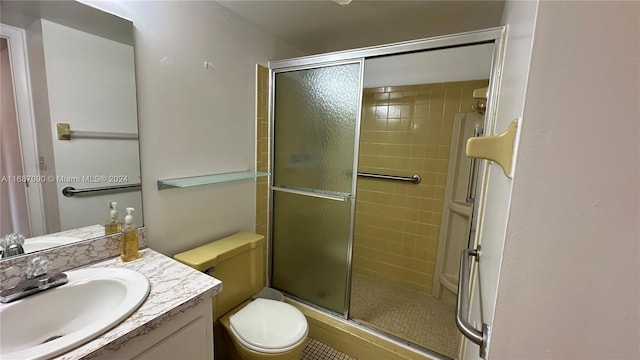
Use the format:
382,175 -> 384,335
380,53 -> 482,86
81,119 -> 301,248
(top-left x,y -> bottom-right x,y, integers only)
491,1 -> 640,357
364,43 -> 494,88
82,1 -> 305,255
25,19 -> 61,233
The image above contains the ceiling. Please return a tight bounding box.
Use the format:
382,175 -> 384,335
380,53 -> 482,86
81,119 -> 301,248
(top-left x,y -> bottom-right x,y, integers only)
216,0 -> 505,55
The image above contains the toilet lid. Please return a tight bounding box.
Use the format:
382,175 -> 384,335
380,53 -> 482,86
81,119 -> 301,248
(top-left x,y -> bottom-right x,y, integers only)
229,298 -> 308,353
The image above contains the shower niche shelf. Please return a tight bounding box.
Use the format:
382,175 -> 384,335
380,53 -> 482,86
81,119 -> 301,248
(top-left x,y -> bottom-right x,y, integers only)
157,171 -> 269,190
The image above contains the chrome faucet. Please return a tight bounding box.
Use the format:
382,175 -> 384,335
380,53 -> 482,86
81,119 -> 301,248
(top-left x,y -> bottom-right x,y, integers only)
0,257 -> 68,303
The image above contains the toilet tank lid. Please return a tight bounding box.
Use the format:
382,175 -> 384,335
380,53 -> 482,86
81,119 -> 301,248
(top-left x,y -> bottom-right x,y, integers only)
173,232 -> 264,272
230,299 -> 308,351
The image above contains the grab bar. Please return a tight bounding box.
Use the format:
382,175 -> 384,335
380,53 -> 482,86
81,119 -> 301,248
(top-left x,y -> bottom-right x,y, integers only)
357,172 -> 421,184
62,183 -> 141,197
466,127 -> 483,203
56,123 -> 138,141
456,247 -> 489,358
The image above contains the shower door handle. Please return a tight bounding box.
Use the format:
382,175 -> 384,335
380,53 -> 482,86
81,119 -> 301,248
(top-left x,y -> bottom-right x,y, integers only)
456,247 -> 489,358
465,127 -> 483,203
272,185 -> 351,202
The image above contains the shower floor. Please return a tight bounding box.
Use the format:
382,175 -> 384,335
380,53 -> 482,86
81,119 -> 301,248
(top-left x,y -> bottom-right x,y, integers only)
302,338 -> 355,360
349,272 -> 460,358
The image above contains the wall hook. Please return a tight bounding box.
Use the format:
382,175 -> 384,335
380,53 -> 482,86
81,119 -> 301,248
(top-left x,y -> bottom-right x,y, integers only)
203,61 -> 214,70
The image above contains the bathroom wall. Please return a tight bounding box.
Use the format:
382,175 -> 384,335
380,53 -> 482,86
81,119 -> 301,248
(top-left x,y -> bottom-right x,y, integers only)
354,80 -> 488,292
82,1 -> 305,255
24,19 -> 61,234
489,1 -> 640,357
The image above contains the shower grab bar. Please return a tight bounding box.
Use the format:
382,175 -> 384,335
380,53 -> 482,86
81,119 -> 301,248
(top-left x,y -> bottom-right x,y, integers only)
272,185 -> 351,202
456,247 -> 489,358
357,172 -> 421,184
466,127 -> 483,203
62,183 -> 141,197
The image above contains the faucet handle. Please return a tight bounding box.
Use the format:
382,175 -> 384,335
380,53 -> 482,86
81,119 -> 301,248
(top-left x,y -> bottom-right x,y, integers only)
3,244 -> 25,258
26,257 -> 51,279
0,233 -> 25,248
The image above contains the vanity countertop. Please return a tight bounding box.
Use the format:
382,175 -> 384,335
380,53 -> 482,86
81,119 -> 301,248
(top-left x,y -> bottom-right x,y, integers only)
56,248 -> 222,359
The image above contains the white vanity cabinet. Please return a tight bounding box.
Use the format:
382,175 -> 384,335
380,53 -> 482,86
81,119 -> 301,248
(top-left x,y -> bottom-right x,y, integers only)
52,249 -> 221,360
89,300 -> 213,360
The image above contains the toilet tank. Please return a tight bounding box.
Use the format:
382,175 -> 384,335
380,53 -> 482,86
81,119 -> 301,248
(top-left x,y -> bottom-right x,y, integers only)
174,232 -> 265,321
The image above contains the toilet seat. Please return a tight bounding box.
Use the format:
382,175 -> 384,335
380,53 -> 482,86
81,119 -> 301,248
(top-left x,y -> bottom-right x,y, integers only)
229,298 -> 308,354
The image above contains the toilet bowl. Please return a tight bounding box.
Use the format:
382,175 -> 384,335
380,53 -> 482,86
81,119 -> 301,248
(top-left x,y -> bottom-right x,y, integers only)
173,232 -> 309,360
220,298 -> 308,360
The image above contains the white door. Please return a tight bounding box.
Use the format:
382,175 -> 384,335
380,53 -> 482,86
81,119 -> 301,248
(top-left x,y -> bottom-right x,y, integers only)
459,1 -> 539,358
0,24 -> 47,237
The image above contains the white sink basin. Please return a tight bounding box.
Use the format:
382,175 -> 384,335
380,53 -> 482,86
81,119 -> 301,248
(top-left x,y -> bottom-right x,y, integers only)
22,236 -> 82,253
0,267 -> 150,360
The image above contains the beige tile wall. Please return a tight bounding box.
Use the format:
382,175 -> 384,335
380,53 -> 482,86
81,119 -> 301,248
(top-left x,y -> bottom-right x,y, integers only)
256,65 -> 269,237
354,80 -> 488,293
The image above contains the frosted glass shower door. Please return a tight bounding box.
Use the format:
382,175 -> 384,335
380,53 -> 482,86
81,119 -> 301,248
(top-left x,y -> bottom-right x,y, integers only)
271,61 -> 362,315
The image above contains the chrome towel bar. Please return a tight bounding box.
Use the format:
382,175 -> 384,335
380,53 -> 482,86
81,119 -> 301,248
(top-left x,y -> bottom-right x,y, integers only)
56,123 -> 138,141
357,172 -> 421,184
62,183 -> 141,197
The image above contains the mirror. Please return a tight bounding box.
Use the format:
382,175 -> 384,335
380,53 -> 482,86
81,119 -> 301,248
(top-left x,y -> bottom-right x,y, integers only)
0,1 -> 142,258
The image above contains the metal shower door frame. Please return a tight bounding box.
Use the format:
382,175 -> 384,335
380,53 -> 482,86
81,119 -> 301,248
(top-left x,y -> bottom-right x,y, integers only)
268,58 -> 365,318
267,27 -> 506,322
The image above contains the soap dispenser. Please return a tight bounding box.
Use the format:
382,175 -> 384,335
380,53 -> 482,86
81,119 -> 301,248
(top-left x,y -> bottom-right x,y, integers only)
120,207 -> 140,262
104,201 -> 123,235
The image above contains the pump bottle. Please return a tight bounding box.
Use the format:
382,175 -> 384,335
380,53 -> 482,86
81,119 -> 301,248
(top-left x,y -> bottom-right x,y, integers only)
104,201 -> 123,235
120,207 -> 140,262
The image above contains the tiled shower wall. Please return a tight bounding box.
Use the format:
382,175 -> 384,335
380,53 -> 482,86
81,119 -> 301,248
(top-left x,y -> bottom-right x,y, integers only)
353,80 -> 488,293
256,65 -> 269,237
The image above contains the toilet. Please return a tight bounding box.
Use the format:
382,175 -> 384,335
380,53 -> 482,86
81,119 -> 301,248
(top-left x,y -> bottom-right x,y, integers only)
174,232 -> 308,360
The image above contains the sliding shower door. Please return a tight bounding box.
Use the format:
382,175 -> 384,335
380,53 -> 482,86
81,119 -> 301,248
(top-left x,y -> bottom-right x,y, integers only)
270,61 -> 363,315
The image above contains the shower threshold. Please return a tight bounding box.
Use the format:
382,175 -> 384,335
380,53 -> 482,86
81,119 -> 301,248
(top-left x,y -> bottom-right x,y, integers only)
283,295 -> 453,360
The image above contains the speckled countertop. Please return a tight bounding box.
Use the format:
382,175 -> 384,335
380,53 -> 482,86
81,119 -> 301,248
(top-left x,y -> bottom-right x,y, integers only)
55,248 -> 222,359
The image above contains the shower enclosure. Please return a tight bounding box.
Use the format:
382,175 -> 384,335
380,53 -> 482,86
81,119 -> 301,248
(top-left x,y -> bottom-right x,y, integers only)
270,61 -> 363,315
268,29 -> 504,359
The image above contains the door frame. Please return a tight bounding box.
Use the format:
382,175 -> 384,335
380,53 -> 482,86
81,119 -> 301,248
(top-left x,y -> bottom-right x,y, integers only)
1,23 -> 46,236
268,58 -> 365,317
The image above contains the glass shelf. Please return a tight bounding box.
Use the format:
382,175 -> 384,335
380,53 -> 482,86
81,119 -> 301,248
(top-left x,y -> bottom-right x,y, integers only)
157,171 -> 269,190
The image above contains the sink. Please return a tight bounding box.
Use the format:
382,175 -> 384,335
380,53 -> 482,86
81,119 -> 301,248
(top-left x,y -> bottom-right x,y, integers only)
22,236 -> 82,253
0,267 -> 150,360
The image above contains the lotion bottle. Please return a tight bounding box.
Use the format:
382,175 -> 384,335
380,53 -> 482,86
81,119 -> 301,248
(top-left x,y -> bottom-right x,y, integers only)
104,201 -> 123,235
120,207 -> 140,262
